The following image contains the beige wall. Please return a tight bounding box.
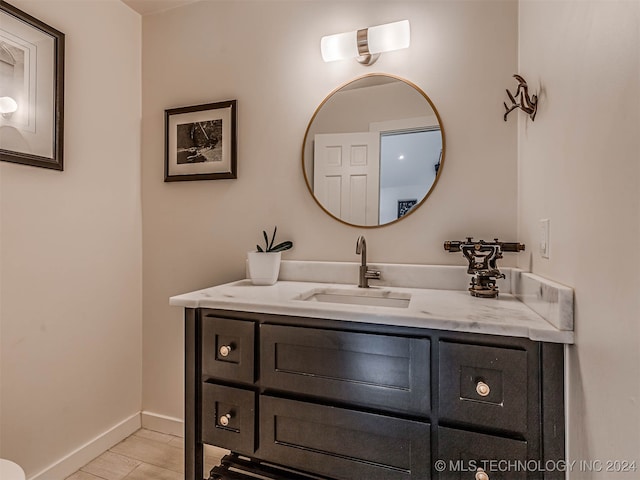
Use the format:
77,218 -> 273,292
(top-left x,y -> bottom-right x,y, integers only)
141,0 -> 518,423
2,1 -> 637,477
518,0 -> 640,473
0,0 -> 142,477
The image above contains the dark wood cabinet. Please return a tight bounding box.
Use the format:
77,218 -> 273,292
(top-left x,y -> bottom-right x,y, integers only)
201,383 -> 255,455
437,427 -> 528,480
259,396 -> 431,480
184,309 -> 565,480
201,316 -> 255,384
438,341 -> 529,434
260,324 -> 430,415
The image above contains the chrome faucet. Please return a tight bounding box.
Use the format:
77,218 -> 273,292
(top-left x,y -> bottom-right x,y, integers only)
355,236 -> 381,288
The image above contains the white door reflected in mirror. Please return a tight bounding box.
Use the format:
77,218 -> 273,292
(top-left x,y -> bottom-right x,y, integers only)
313,132 -> 380,226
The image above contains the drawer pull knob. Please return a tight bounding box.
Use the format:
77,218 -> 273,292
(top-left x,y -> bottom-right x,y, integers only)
218,413 -> 232,427
219,345 -> 233,357
475,468 -> 490,480
476,381 -> 491,397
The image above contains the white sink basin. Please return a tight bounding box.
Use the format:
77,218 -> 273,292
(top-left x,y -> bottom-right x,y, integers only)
296,287 -> 411,308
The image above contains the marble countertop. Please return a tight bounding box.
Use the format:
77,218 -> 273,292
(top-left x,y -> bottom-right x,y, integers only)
170,262 -> 574,344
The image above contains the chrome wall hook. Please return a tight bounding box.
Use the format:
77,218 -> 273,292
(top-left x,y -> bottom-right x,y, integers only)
503,74 -> 538,122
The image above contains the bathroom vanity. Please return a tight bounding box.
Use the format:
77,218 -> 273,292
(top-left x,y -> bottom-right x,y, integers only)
171,262 -> 573,480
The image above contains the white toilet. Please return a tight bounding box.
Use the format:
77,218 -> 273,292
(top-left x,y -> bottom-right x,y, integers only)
0,459 -> 26,480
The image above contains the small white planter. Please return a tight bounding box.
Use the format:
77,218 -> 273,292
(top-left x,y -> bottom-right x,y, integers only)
247,251 -> 281,285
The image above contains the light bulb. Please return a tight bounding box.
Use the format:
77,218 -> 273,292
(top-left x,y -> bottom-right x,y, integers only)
0,96 -> 18,117
321,30 -> 358,62
367,20 -> 411,55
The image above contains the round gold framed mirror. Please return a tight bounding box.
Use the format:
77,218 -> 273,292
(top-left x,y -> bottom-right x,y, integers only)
302,73 -> 445,228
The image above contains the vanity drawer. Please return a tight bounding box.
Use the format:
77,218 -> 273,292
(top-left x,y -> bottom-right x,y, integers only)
259,396 -> 430,480
201,383 -> 255,455
260,324 -> 430,415
202,315 -> 255,384
439,341 -> 528,433
437,427 -> 527,480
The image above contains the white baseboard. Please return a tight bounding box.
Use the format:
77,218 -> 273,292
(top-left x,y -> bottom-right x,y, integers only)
141,411 -> 184,437
29,412 -> 141,480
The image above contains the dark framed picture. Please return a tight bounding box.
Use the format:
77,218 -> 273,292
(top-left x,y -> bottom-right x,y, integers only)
165,100 -> 237,182
0,1 -> 65,170
398,199 -> 418,218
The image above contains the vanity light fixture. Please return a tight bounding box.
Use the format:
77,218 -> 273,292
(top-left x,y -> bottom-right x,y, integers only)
0,96 -> 18,118
321,20 -> 410,66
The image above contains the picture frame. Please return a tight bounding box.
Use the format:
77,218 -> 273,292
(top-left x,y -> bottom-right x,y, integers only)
398,199 -> 418,218
0,1 -> 65,170
165,100 -> 237,182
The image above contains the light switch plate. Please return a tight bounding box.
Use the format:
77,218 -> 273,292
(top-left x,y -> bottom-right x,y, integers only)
539,218 -> 550,259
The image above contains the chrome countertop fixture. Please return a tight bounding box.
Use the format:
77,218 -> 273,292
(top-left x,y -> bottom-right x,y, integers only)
355,236 -> 381,288
444,237 -> 525,298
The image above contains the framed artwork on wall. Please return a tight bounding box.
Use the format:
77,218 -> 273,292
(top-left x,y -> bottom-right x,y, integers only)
398,199 -> 418,218
164,100 -> 237,182
0,1 -> 65,170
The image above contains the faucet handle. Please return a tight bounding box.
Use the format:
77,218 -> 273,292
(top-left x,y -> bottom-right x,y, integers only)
365,269 -> 381,280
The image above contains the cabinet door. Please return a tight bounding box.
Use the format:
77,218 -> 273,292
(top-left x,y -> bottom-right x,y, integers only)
439,341 -> 528,433
202,316 -> 255,384
260,324 -> 430,415
201,383 -> 255,455
259,396 -> 430,480
437,427 -> 527,480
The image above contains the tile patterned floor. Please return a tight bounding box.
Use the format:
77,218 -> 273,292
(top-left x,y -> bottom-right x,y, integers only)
65,429 -> 227,480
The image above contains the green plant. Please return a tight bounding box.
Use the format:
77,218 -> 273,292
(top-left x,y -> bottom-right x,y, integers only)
256,226 -> 293,253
